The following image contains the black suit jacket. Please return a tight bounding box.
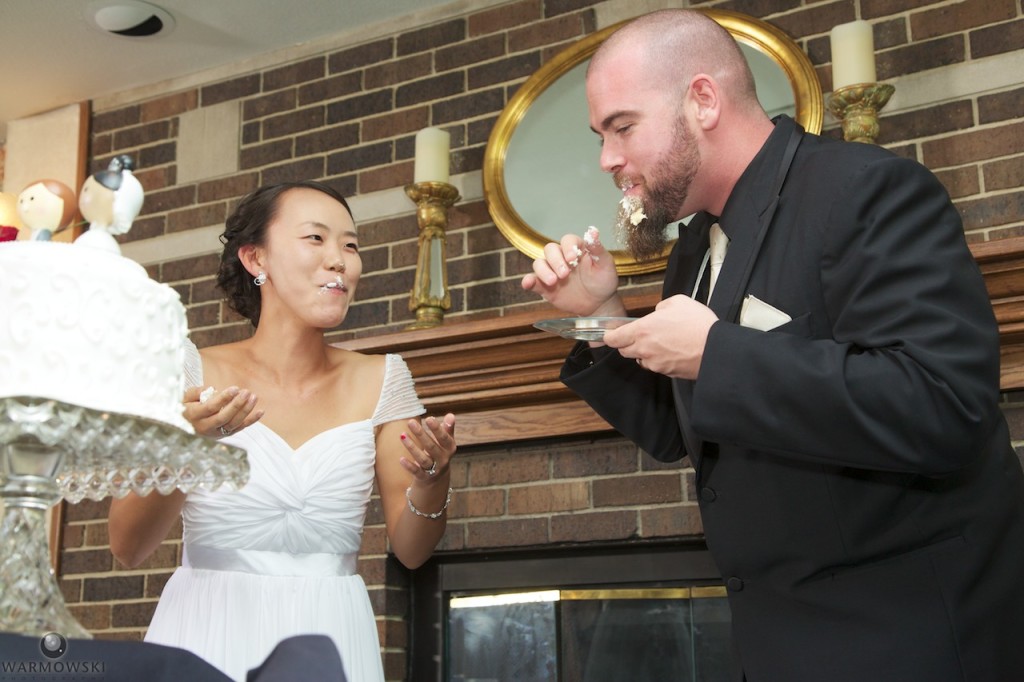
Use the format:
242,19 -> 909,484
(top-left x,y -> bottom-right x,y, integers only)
564,117 -> 1024,681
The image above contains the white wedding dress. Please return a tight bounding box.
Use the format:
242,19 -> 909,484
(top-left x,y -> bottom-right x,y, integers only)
144,342 -> 425,682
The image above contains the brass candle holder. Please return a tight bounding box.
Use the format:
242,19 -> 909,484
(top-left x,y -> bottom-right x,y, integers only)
827,82 -> 895,144
405,181 -> 460,330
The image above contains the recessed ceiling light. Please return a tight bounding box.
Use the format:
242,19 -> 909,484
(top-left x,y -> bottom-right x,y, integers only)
85,0 -> 175,38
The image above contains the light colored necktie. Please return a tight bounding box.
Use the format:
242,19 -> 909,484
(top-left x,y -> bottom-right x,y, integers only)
707,222 -> 729,301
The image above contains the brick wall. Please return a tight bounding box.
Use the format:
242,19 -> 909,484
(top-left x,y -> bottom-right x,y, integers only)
45,0 -> 1024,680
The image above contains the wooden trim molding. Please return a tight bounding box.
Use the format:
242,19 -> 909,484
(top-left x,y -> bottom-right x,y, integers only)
342,237 -> 1024,446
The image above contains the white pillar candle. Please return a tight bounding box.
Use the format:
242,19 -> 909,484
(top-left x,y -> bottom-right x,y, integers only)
413,127 -> 450,183
830,20 -> 876,90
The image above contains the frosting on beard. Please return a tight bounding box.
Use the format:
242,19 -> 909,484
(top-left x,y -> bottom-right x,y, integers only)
620,194 -> 647,226
614,193 -> 647,247
614,176 -> 648,248
612,187 -> 671,262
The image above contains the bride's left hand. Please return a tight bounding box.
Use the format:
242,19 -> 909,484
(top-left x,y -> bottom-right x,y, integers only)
400,413 -> 456,482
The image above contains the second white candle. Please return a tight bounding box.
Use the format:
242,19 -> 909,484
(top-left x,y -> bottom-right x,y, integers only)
830,20 -> 876,90
414,127 -> 451,184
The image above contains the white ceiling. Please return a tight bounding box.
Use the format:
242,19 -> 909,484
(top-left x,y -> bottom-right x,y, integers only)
0,0 -> 467,143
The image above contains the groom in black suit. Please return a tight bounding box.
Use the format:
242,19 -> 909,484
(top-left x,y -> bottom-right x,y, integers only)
523,9 -> 1024,682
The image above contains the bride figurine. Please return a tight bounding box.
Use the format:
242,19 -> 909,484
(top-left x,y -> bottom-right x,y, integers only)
16,179 -> 77,241
75,155 -> 144,253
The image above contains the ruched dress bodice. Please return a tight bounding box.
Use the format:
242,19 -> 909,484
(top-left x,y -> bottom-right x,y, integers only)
182,419 -> 375,566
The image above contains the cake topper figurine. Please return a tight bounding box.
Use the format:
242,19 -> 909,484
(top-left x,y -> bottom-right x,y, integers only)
16,179 -> 78,241
75,154 -> 144,253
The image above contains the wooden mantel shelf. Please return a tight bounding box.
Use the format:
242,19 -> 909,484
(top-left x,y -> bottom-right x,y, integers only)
341,237 -> 1024,446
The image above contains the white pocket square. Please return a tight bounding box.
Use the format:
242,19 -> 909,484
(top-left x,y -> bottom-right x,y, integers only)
740,295 -> 792,331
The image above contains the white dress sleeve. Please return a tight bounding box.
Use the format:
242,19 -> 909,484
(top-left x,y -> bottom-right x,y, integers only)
183,338 -> 205,389
371,354 -> 426,426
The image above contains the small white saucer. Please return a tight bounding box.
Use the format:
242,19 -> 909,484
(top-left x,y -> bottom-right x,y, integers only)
534,316 -> 637,341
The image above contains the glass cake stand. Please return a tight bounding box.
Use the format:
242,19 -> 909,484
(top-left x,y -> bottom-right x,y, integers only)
0,396 -> 249,638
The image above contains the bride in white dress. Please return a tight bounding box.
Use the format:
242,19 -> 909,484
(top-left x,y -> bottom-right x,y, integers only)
108,181 -> 457,682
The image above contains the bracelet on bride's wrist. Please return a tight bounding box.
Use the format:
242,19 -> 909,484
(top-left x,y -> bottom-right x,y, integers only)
406,486 -> 453,519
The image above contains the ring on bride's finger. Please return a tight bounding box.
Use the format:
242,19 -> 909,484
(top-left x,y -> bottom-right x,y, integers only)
218,425 -> 232,437
425,460 -> 437,476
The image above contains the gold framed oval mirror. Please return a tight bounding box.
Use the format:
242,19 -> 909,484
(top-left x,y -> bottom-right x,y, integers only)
483,9 -> 824,275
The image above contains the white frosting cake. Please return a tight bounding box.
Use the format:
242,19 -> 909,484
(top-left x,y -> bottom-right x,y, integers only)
0,241 -> 192,432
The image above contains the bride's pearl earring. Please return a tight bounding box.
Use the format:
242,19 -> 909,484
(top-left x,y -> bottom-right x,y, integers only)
254,271 -> 268,287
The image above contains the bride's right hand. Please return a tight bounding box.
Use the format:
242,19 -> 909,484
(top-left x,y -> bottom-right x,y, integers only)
183,385 -> 264,438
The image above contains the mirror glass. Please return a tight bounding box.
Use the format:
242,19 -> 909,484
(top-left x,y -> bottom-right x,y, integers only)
484,9 -> 823,275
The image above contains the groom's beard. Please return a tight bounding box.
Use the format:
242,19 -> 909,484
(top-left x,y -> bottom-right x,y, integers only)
614,117 -> 701,262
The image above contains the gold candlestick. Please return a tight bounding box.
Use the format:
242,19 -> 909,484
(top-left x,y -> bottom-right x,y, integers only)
827,82 -> 895,144
405,181 -> 460,330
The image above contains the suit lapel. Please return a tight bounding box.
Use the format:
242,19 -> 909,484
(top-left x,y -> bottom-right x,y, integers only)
673,119 -> 804,473
708,121 -> 804,322
663,220 -> 711,466
707,198 -> 763,321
